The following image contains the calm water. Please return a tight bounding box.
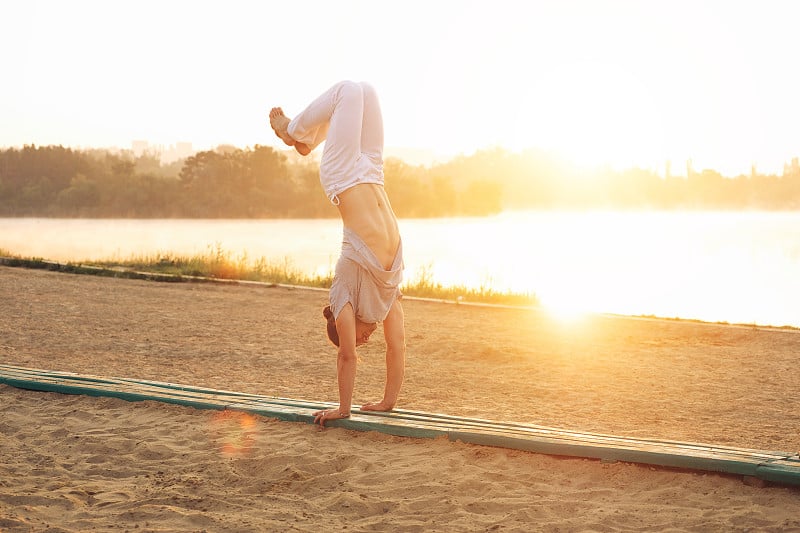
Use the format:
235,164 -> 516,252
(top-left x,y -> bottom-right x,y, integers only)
2,212 -> 799,328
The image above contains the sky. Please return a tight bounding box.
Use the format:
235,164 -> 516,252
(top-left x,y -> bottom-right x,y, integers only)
3,0 -> 800,176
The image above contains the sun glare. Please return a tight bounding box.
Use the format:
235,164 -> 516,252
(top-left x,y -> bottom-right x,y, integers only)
209,410 -> 259,456
541,296 -> 593,324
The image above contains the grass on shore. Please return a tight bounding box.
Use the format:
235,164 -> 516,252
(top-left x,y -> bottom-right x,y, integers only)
0,246 -> 539,307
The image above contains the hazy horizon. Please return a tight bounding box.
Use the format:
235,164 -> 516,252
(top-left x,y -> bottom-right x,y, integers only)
4,0 -> 800,177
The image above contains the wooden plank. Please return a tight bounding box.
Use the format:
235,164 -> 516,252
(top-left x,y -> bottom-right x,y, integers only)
2,364 -> 780,462
9,369 -> 775,464
757,459 -> 800,486
0,365 -> 790,461
0,365 -> 791,461
1,364 -> 798,486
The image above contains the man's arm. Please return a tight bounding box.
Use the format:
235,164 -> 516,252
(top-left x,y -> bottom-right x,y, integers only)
314,303 -> 357,426
362,299 -> 405,411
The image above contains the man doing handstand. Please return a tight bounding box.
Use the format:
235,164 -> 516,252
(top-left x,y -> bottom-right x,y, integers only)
269,81 -> 405,427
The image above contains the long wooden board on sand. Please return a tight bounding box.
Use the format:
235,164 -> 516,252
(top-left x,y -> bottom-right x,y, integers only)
1,363 -> 798,487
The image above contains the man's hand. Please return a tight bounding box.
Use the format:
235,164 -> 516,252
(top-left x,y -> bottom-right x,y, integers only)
313,407 -> 350,427
361,401 -> 395,412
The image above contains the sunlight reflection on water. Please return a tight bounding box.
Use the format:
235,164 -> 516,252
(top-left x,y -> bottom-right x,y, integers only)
1,211 -> 798,327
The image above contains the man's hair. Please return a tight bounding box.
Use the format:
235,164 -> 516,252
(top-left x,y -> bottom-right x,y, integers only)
323,305 -> 340,347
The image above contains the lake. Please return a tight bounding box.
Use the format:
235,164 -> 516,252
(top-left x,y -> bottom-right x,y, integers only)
1,211 -> 799,328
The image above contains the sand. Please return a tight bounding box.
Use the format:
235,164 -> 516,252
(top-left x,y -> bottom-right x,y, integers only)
1,265 -> 799,532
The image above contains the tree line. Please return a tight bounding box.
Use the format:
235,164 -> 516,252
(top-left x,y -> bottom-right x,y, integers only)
434,147 -> 800,210
0,145 -> 501,218
1,144 -> 799,218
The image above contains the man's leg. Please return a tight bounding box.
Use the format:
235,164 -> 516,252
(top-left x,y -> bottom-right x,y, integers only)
358,82 -> 384,161
314,81 -> 366,184
287,81 -> 364,156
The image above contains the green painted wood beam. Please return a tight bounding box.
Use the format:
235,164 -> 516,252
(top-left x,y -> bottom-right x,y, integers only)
1,364 -> 797,487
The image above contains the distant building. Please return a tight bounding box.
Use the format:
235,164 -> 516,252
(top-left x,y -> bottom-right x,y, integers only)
783,157 -> 800,178
162,142 -> 194,164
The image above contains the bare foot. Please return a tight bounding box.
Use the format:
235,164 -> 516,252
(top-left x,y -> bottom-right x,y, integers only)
268,107 -> 293,145
268,107 -> 311,156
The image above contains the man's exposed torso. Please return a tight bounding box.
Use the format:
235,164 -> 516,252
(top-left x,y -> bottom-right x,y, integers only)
337,183 -> 400,270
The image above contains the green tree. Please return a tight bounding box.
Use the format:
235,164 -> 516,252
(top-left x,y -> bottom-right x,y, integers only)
56,173 -> 100,215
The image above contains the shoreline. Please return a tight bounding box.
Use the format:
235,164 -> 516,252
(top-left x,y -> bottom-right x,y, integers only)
2,256 -> 797,334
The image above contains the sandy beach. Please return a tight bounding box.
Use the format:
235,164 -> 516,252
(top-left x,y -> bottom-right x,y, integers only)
1,265 -> 799,532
